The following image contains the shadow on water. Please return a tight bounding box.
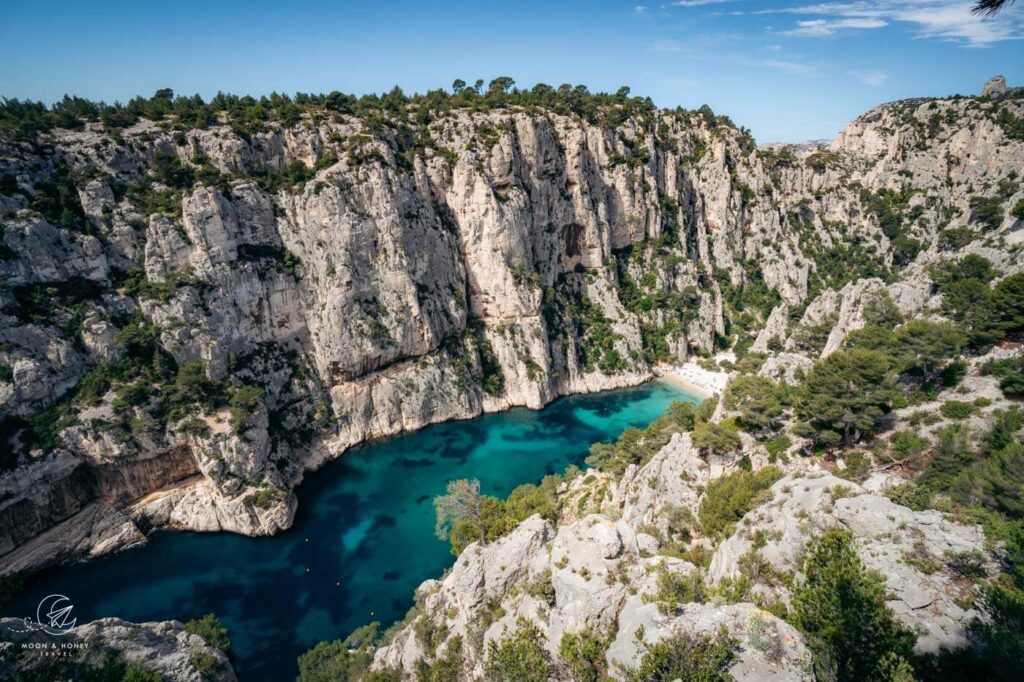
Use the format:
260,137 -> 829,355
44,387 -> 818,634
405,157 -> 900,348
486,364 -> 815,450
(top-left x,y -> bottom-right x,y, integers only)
4,381 -> 699,681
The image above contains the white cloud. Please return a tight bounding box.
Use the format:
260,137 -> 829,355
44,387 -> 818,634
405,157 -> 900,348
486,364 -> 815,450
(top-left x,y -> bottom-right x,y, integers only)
754,58 -> 820,74
634,5 -> 648,14
850,69 -> 889,85
764,1 -> 1024,46
782,17 -> 888,35
669,0 -> 738,6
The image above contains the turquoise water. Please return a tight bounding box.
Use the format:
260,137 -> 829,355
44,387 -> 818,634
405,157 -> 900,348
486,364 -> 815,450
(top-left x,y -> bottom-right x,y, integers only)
5,381 -> 697,681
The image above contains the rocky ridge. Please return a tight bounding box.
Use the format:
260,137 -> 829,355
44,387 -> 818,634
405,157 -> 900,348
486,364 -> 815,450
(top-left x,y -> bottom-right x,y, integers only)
368,426 -> 996,679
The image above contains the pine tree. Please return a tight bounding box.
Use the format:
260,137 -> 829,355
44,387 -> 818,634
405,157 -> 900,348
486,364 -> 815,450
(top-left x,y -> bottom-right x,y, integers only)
792,528 -> 915,681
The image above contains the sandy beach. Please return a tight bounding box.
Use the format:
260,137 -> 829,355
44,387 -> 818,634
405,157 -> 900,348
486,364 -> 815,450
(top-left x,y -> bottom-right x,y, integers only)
655,361 -> 730,398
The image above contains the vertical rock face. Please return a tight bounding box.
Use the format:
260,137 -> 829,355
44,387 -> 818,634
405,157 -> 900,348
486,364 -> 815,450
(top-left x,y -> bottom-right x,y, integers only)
982,75 -> 1008,98
1,84 -> 1023,572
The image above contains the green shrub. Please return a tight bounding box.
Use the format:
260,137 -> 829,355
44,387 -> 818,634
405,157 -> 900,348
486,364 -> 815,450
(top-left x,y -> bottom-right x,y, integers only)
625,629 -> 736,682
188,652 -> 223,678
297,640 -> 371,682
889,430 -> 928,463
436,470 -> 580,555
1003,373 -> 1024,399
296,623 -> 391,682
28,162 -> 92,234
992,273 -> 1024,337
969,195 -> 1005,230
243,488 -> 279,509
228,384 -> 263,433
123,664 -> 164,682
484,618 -> 550,682
938,227 -> 976,251
415,636 -> 462,682
984,354 -> 1024,401
699,467 -> 783,540
647,566 -> 707,612
558,626 -> 610,682
940,400 -> 976,420
838,451 -> 872,483
763,434 -> 792,460
1013,197 -> 1024,221
184,613 -> 231,653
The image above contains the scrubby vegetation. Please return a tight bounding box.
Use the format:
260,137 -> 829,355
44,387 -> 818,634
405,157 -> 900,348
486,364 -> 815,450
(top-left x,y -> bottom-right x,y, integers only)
484,618 -> 551,682
183,613 -> 231,654
0,79 -> 748,143
558,626 -> 611,682
698,467 -> 783,540
296,623 -> 399,682
691,418 -> 742,457
879,407 -> 1024,678
625,629 -> 736,682
0,303 -> 278,472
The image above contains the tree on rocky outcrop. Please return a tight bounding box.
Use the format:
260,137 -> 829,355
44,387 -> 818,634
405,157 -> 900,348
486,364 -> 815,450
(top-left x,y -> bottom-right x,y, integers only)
796,348 -> 896,448
930,254 -> 996,288
723,375 -> 788,434
863,291 -> 904,328
692,419 -> 742,457
940,279 -> 998,346
929,255 -> 1002,346
792,528 -> 915,682
434,478 -> 487,550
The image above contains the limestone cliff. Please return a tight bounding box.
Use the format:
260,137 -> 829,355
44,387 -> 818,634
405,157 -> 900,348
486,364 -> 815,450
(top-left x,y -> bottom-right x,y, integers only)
1,81 -> 1022,576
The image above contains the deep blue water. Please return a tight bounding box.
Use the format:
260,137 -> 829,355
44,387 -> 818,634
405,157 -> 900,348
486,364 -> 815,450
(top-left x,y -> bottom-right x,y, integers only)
5,381 -> 697,681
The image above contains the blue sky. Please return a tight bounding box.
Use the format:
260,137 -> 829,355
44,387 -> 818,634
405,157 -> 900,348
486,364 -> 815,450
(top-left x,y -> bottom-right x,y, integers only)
1,1 -> 1022,141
